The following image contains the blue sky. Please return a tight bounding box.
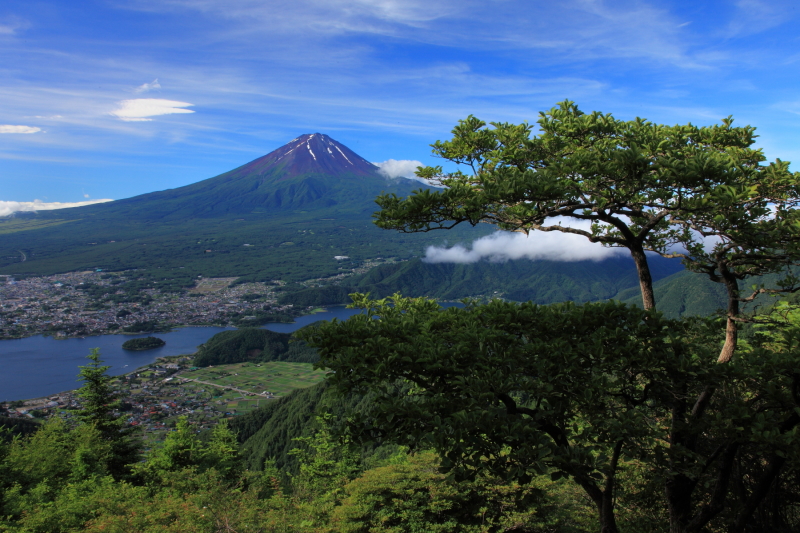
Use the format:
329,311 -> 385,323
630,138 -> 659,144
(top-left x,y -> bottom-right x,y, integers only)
2,0 -> 799,207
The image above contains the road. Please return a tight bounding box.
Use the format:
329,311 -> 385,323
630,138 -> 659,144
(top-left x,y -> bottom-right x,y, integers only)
17,250 -> 27,262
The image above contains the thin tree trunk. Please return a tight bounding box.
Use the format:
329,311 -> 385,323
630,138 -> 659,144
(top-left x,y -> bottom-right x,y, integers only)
630,244 -> 656,311
718,268 -> 739,363
574,473 -> 620,533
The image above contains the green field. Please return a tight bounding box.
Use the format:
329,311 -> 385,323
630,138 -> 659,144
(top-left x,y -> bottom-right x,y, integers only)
189,361 -> 327,395
182,361 -> 327,414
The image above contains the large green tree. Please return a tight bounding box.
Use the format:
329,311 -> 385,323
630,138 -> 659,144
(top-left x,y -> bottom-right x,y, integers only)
301,294 -> 800,533
375,102 -> 800,362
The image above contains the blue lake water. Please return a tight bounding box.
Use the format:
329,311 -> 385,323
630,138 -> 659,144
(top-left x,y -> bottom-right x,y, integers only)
0,303 -> 466,401
0,305 -> 366,401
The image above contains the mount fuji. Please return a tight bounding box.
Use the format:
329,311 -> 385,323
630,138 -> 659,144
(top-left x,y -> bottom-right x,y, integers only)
0,134 -> 459,281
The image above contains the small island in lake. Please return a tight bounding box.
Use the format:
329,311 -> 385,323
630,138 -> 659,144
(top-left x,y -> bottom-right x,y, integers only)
122,337 -> 166,351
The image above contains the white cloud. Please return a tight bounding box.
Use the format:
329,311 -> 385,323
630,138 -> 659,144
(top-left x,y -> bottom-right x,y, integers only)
0,199 -> 114,217
134,79 -> 161,93
0,125 -> 42,134
374,159 -> 423,179
109,98 -> 194,122
424,227 -> 625,263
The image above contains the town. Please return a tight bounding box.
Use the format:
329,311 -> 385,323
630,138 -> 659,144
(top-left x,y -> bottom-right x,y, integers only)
0,257 -> 390,340
0,356 -> 326,443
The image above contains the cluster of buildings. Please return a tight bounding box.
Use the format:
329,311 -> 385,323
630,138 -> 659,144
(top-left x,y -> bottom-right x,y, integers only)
1,359 -> 240,438
0,271 -> 295,339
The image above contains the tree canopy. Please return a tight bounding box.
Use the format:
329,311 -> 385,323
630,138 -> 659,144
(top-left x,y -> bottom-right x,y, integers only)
301,293 -> 800,533
374,101 -> 800,362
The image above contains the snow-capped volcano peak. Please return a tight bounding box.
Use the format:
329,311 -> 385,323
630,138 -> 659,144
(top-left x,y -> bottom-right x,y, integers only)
239,133 -> 379,177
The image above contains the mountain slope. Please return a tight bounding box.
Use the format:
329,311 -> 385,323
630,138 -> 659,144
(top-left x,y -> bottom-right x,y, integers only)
0,134 -> 484,281
79,134 -> 396,221
278,254 -> 687,307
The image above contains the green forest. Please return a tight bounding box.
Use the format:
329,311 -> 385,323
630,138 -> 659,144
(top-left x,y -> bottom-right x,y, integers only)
3,102 -> 800,532
193,328 -> 319,366
121,337 -> 166,351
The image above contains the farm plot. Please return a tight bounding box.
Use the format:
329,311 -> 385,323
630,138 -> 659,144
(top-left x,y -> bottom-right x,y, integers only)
189,277 -> 239,293
187,361 -> 326,399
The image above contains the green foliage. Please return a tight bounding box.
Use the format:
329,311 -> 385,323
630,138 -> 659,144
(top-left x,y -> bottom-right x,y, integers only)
332,451 -> 559,533
74,349 -> 139,479
194,328 -> 318,367
121,336 -> 165,351
290,415 -> 360,499
234,382 -> 331,472
137,417 -> 240,483
301,294 -> 800,532
0,416 -> 39,442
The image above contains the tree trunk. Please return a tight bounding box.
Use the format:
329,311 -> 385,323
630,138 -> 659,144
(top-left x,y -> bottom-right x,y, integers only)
573,473 -> 620,533
718,268 -> 739,363
630,244 -> 656,311
666,397 -> 695,533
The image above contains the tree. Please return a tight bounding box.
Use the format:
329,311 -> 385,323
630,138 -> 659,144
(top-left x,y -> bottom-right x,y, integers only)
374,102 -> 800,362
75,349 -> 123,438
138,416 -> 240,484
664,172 -> 800,362
331,452 -> 549,533
300,294 -> 800,533
74,348 -> 139,478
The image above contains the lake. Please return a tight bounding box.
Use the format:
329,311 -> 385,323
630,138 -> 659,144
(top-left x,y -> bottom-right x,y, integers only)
1,303 -> 467,401
0,305 -> 364,401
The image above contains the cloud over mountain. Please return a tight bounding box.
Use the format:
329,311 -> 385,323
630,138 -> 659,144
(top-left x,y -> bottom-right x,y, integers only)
0,199 -> 113,217
424,226 -> 625,263
374,159 -> 423,179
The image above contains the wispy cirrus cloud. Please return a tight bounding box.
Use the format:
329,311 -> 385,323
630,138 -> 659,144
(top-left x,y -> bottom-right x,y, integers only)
0,125 -> 41,134
109,98 -> 194,122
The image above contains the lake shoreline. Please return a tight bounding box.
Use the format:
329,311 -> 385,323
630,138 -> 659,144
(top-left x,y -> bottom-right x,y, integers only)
0,305 -> 361,401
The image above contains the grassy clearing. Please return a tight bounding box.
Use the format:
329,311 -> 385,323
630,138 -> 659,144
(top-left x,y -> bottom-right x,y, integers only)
189,277 -> 239,293
187,361 -> 327,398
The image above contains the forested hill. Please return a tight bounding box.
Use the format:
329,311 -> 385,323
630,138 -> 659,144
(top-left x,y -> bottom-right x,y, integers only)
194,328 -> 318,366
277,254 -> 721,315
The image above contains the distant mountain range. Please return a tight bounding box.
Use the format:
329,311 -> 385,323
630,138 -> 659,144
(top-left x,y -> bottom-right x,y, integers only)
0,133 -> 730,316
277,255 -> 731,318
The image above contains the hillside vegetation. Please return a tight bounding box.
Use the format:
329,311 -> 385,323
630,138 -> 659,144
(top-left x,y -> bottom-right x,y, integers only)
194,328 -> 318,366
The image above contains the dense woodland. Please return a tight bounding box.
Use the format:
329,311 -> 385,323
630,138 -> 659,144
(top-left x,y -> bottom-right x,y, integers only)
121,337 -> 165,351
3,103 -> 800,532
193,328 -> 319,366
